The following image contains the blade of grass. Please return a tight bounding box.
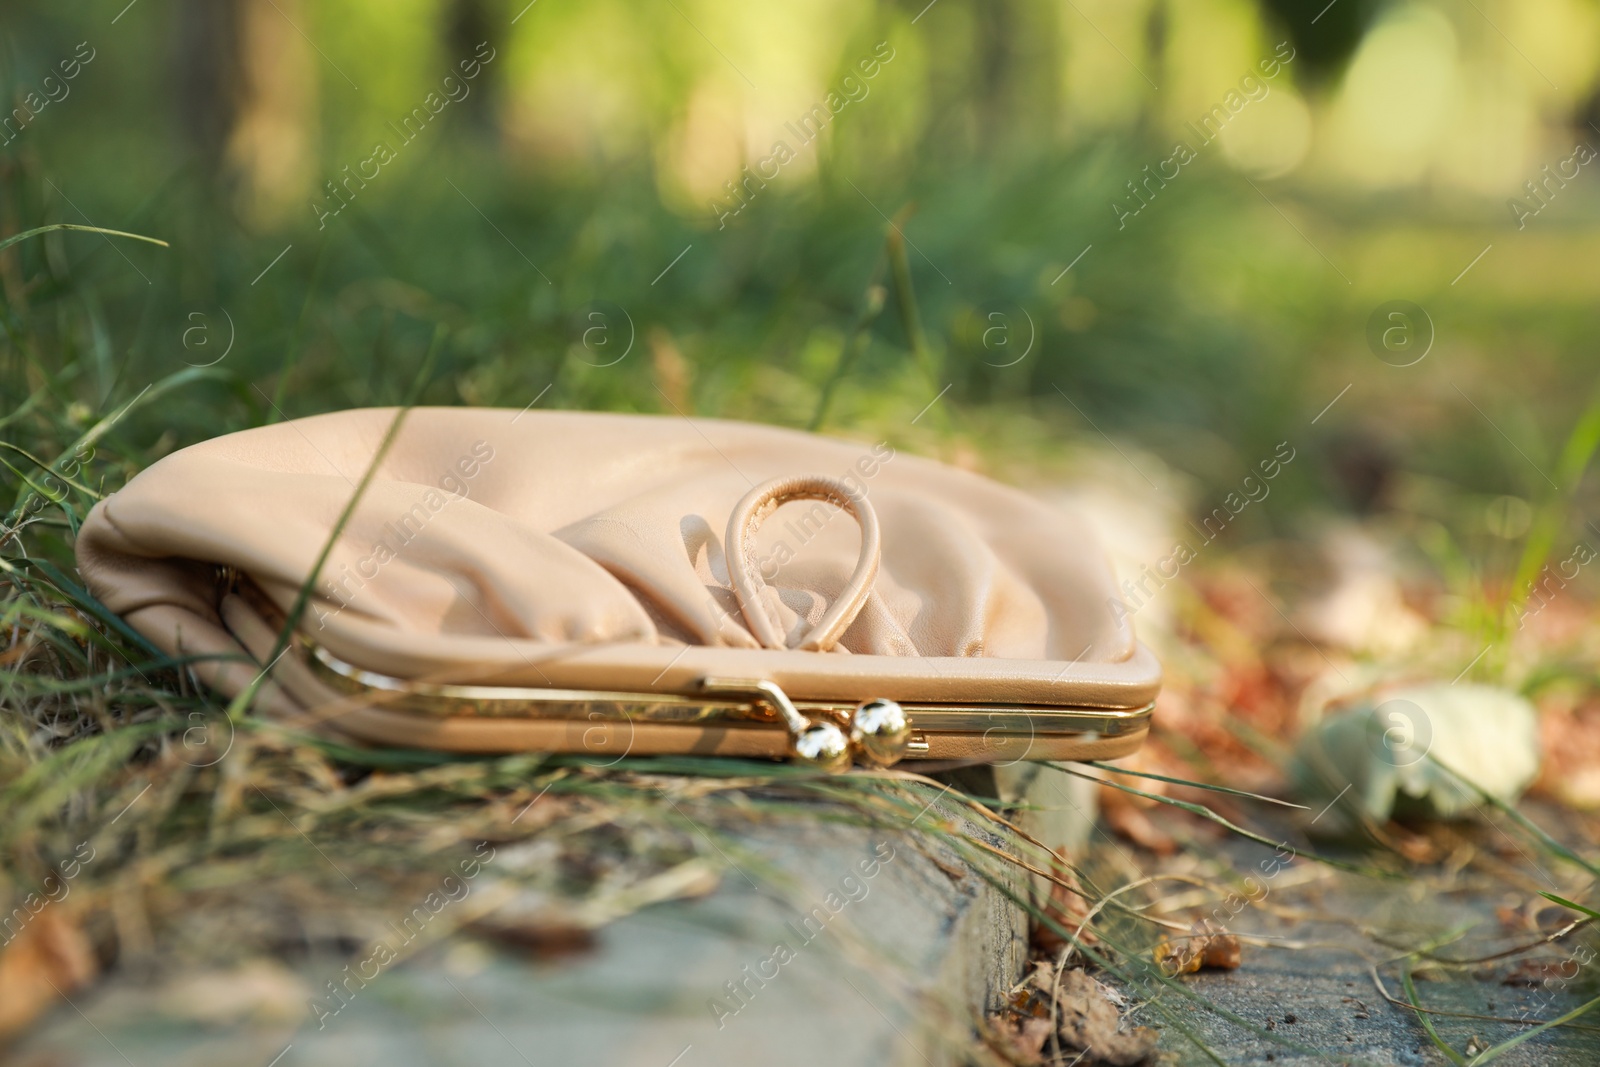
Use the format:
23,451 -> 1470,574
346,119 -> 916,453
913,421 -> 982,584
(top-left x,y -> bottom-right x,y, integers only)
4,656 -> 235,696
1082,759 -> 1308,809
1498,385 -> 1600,651
0,721 -> 172,840
810,262 -> 887,432
1540,892 -> 1600,921
0,442 -> 101,499
270,237 -> 330,419
1469,991 -> 1600,1065
7,365 -> 227,522
31,559 -> 163,657
0,223 -> 169,255
1427,753 -> 1600,879
885,205 -> 929,373
1370,965 -> 1600,1033
0,381 -> 59,432
229,324 -> 447,719
0,455 -> 70,509
1403,960 -> 1469,1066
1050,761 -> 1399,878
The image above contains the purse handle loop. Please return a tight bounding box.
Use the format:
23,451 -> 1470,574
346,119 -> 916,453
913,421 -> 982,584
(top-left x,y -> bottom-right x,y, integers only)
724,474 -> 882,652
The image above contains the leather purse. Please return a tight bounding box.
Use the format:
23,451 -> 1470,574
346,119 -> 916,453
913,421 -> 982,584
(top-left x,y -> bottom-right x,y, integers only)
75,408 -> 1159,770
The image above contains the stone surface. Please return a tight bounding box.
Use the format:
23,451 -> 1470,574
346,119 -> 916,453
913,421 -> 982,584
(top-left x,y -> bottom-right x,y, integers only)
1148,904 -> 1596,1065
13,773 -> 1094,1067
1120,841 -> 1600,1066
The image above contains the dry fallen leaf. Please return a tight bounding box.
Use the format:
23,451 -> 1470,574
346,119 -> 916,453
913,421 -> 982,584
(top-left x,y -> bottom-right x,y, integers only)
1155,919 -> 1241,976
1153,934 -> 1202,977
987,1010 -> 1054,1065
1199,923 -> 1241,970
0,906 -> 97,1040
1053,968 -> 1157,1066
993,963 -> 1155,1066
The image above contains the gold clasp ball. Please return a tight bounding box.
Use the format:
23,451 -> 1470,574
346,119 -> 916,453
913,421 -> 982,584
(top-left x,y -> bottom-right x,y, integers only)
850,698 -> 910,767
792,720 -> 852,772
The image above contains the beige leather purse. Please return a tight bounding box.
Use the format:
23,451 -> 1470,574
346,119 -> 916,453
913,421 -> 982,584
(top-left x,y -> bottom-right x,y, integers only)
76,408 -> 1158,770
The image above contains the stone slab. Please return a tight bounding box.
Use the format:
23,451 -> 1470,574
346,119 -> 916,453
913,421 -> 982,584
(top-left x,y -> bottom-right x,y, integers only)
14,769 -> 1099,1067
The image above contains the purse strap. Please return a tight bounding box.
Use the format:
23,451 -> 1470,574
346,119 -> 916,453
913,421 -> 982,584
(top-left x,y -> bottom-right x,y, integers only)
724,473 -> 881,652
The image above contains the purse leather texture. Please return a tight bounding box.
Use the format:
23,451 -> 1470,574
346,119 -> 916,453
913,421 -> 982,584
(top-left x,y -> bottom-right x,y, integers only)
75,407 -> 1160,715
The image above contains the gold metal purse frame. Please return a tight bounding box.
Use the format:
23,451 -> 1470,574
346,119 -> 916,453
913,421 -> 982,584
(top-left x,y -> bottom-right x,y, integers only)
299,643 -> 1153,772
225,566 -> 1151,772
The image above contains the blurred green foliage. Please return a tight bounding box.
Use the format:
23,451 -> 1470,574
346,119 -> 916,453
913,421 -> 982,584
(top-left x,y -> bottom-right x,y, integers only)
2,0 -> 1599,563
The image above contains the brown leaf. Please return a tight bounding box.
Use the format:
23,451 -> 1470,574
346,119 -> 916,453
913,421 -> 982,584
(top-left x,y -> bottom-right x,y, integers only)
1053,969 -> 1157,1066
1199,924 -> 1241,970
1155,920 -> 1241,976
987,1010 -> 1054,1065
1153,934 -> 1203,977
0,906 -> 97,1040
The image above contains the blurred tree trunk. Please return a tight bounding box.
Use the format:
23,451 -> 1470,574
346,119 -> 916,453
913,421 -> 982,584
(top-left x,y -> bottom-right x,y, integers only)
446,0 -> 500,134
173,0 -> 243,179
1254,0 -> 1375,84
174,0 -> 318,227
975,0 -> 1061,150
918,0 -> 1061,158
1144,0 -> 1167,138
